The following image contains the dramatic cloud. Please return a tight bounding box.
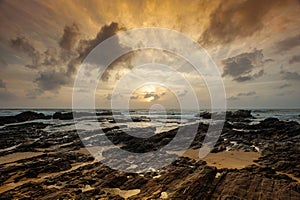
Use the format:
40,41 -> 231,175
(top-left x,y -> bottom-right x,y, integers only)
76,22 -> 129,82
77,22 -> 123,62
10,22 -> 123,97
233,70 -> 264,82
0,79 -> 6,88
144,93 -> 160,102
10,36 -> 41,69
289,55 -> 300,64
280,70 -> 300,81
276,34 -> 300,52
59,23 -> 80,51
237,91 -> 256,97
35,71 -> 69,91
199,0 -> 284,46
1,0 -> 300,108
143,92 -> 165,102
222,49 -> 267,82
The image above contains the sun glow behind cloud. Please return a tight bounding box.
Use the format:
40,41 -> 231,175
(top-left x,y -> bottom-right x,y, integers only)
131,84 -> 166,103
115,83 -> 184,110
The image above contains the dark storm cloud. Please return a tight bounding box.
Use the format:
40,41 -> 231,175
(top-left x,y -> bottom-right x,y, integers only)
222,49 -> 267,82
10,36 -> 41,69
237,91 -> 256,96
233,69 -> 264,82
76,22 -> 128,81
233,76 -> 252,82
222,55 -> 253,77
199,0 -> 284,46
222,50 -> 263,77
77,22 -> 123,62
10,22 -> 123,97
276,34 -> 300,52
0,79 -> 6,88
35,71 -> 69,91
289,55 -> 300,64
280,70 -> 300,81
59,23 -> 80,51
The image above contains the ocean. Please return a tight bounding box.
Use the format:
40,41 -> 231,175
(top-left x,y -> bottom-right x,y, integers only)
0,109 -> 299,133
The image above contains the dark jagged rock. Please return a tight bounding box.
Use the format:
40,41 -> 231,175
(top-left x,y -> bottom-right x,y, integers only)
198,111 -> 211,119
258,117 -> 280,127
15,111 -> 48,121
210,165 -> 300,200
0,152 -> 94,185
197,110 -> 253,121
0,111 -> 50,125
131,116 -> 151,122
52,112 -> 73,120
96,111 -> 122,116
228,109 -> 252,119
1,157 -> 299,199
0,121 -> 82,156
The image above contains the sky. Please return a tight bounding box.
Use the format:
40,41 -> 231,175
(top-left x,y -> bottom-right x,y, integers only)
0,0 -> 300,109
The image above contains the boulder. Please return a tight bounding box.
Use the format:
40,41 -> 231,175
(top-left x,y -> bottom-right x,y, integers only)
227,110 -> 252,119
0,111 -> 49,125
199,111 -> 212,119
52,112 -> 73,120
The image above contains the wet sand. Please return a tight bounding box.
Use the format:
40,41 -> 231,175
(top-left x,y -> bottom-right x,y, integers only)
102,188 -> 141,199
0,159 -> 96,194
0,152 -> 44,165
182,149 -> 260,169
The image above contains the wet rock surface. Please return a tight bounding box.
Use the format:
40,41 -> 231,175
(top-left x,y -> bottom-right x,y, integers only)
0,157 -> 299,200
197,109 -> 253,121
0,111 -> 299,199
0,111 -> 51,125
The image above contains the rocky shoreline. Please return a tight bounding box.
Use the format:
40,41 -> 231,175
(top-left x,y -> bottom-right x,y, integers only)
0,110 -> 299,199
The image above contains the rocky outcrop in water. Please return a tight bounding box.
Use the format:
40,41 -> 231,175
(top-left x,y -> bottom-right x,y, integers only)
52,112 -> 74,120
0,111 -> 51,125
198,109 -> 253,122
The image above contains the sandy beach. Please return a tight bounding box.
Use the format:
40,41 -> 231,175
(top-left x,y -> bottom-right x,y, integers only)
183,149 -> 260,169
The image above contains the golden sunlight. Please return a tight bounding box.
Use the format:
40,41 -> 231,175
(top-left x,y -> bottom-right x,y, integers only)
145,96 -> 155,102
130,84 -> 167,103
142,85 -> 156,94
